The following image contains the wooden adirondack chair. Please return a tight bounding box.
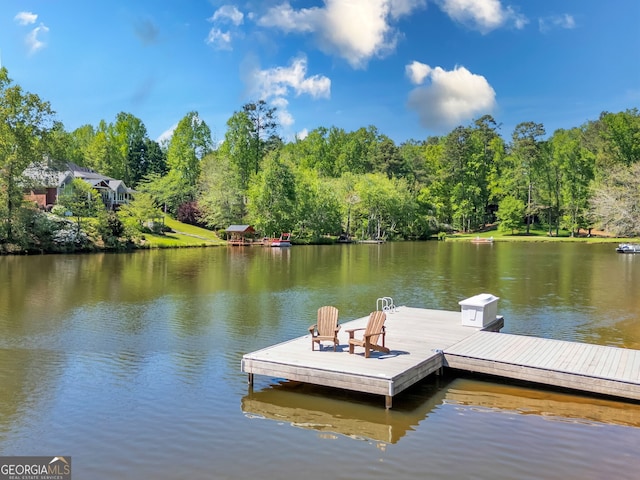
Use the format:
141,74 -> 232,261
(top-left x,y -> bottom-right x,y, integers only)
346,311 -> 389,358
309,306 -> 340,351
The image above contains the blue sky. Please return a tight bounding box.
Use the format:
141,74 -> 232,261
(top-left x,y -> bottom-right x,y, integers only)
2,0 -> 639,145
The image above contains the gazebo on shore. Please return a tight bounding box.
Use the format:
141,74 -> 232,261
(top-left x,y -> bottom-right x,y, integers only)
225,225 -> 257,246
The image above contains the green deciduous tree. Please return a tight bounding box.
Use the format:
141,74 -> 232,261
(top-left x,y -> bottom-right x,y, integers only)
65,124 -> 96,166
197,151 -> 245,229
0,67 -> 56,244
247,152 -> 296,236
97,210 -> 128,249
292,127 -> 330,174
221,110 -> 254,193
442,126 -> 474,232
550,128 -> 595,236
65,115 -> 164,187
420,138 -> 452,228
292,166 -> 342,241
112,112 -> 148,186
140,138 -> 168,179
352,173 -> 414,240
397,139 -> 429,191
118,192 -> 163,233
507,121 -> 546,233
167,111 -> 213,189
57,178 -> 102,233
221,101 -> 281,197
599,109 -> 640,166
497,196 -> 525,234
137,171 -> 193,216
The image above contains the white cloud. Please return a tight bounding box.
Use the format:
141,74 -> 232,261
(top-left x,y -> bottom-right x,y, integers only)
296,128 -> 309,140
254,96 -> 295,128
257,3 -> 320,33
406,63 -> 496,130
250,56 -> 331,100
258,0 -> 426,69
206,28 -> 233,50
157,123 -> 178,144
14,11 -> 49,55
26,24 -> 49,54
210,5 -> 244,26
14,11 -> 38,25
270,97 -> 288,109
278,107 -> 295,127
438,0 -> 527,33
246,56 -> 331,130
406,61 -> 432,85
539,14 -> 576,33
389,0 -> 428,18
206,5 -> 244,50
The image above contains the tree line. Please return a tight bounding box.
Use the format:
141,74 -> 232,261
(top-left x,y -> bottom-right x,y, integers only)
1,66 -> 639,252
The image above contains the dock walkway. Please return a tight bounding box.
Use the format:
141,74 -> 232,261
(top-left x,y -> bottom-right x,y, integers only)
241,306 -> 640,407
444,331 -> 640,401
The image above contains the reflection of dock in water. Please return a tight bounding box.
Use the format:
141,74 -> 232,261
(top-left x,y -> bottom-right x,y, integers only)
242,377 -> 640,445
444,377 -> 640,428
241,381 -> 448,444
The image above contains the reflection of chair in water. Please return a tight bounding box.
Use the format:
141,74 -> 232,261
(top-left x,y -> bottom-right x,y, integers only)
309,306 -> 340,351
346,311 -> 389,358
241,382 -> 447,444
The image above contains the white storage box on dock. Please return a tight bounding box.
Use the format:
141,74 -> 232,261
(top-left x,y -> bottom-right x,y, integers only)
459,294 -> 499,327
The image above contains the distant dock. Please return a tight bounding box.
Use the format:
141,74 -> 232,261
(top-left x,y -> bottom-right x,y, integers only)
241,306 -> 640,408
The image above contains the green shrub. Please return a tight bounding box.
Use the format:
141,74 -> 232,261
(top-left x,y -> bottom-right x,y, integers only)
51,204 -> 68,217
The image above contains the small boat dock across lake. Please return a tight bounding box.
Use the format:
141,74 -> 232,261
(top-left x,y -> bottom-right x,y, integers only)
470,236 -> 494,244
241,303 -> 640,408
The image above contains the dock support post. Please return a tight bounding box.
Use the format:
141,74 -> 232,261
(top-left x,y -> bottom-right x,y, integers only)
247,373 -> 254,386
385,395 -> 392,409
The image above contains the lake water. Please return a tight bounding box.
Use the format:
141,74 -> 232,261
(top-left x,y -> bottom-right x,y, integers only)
1,242 -> 639,479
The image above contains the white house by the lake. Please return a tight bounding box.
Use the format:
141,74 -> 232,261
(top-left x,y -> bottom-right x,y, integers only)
23,161 -> 134,210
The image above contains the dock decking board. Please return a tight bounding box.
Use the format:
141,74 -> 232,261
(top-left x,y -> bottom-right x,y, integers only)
242,307 -> 640,407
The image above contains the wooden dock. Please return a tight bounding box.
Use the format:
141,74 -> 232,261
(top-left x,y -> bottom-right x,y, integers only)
241,306 -> 640,407
242,306 -> 502,408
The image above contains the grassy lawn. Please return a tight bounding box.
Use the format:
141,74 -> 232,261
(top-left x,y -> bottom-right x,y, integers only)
443,226 -> 635,244
142,216 -> 226,248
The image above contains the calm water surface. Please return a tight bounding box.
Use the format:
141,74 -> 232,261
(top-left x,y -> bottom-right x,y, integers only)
1,242 -> 639,479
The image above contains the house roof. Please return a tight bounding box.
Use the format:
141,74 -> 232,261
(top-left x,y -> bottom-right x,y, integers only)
22,162 -> 66,188
225,225 -> 256,233
24,160 -> 133,193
